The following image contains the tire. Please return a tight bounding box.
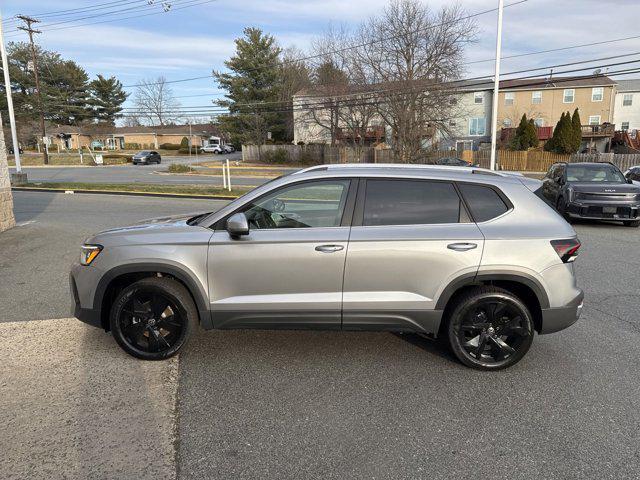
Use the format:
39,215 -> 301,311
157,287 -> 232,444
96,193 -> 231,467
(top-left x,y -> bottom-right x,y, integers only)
446,286 -> 535,370
623,220 -> 640,227
110,277 -> 197,360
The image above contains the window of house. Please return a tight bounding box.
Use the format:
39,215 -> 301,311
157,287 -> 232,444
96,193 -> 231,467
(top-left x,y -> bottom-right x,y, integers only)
532,91 -> 542,104
588,115 -> 601,125
591,87 -> 604,102
534,118 -> 544,127
363,180 -> 461,226
242,179 -> 351,229
474,92 -> 484,104
503,118 -> 512,128
623,94 -> 633,106
458,184 -> 509,222
621,122 -> 630,131
504,92 -> 514,106
469,117 -> 486,136
563,89 -> 575,103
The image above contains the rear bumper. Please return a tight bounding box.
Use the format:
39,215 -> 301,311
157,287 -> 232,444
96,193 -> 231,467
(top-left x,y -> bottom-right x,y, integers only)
566,201 -> 639,221
539,289 -> 584,334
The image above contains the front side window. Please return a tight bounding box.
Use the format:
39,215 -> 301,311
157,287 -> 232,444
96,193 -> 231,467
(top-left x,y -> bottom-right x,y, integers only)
242,180 -> 350,229
504,92 -> 514,106
459,184 -> 509,222
563,89 -> 575,103
474,92 -> 484,104
532,91 -> 542,104
363,180 -> 461,226
623,93 -> 633,106
591,87 -> 604,102
588,115 -> 601,125
469,117 -> 486,136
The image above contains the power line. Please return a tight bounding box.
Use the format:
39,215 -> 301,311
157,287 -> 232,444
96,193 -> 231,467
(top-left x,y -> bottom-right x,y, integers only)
5,0 -> 217,38
123,75 -> 214,88
2,1 -> 146,24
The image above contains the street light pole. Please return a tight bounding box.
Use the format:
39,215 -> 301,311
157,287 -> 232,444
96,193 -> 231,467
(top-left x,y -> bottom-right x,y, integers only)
489,0 -> 504,171
0,10 -> 23,174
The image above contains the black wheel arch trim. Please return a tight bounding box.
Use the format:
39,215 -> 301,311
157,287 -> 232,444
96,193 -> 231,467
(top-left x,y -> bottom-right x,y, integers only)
435,271 -> 550,310
93,262 -> 212,330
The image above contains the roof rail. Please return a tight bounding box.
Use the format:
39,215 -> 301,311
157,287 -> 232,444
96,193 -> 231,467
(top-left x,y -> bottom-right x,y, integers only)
294,163 -> 513,177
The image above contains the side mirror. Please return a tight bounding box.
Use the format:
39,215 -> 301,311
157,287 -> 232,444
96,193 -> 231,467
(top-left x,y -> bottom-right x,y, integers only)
226,212 -> 249,237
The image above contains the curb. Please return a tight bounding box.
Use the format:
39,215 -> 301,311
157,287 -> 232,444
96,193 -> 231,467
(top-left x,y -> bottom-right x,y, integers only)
11,186 -> 240,200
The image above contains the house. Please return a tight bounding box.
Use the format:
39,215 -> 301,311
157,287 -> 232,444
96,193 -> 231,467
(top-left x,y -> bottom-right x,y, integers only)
436,80 -> 493,154
613,79 -> 640,133
47,124 -> 220,151
496,75 -> 617,152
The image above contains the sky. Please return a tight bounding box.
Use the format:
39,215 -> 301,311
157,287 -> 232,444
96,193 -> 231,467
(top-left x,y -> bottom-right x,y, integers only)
2,0 -> 640,119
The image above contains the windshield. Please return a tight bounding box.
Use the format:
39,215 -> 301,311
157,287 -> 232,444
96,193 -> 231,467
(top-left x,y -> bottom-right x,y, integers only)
137,151 -> 152,155
566,164 -> 625,183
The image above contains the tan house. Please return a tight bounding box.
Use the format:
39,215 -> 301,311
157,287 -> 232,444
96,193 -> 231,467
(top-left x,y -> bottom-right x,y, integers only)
497,75 -> 617,152
47,124 -> 220,151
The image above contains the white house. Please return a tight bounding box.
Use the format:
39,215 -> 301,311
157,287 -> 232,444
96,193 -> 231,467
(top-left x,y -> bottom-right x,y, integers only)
613,79 -> 640,132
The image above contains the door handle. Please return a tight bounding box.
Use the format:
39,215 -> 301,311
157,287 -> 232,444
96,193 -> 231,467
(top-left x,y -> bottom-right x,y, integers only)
447,242 -> 478,252
315,244 -> 344,253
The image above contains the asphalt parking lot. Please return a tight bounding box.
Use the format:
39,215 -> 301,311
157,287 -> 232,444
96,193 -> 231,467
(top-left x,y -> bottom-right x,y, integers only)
2,191 -> 640,479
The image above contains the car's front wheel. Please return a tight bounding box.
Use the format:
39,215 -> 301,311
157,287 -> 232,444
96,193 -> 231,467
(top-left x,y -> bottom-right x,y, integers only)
110,277 -> 197,360
446,286 -> 534,370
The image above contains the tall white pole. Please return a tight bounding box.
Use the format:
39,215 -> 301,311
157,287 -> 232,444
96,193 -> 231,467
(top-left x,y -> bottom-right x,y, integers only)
0,10 -> 22,173
226,159 -> 231,191
489,0 -> 504,171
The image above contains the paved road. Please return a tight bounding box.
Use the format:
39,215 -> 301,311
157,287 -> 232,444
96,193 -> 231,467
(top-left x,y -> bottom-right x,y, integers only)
9,152 -> 278,187
2,191 -> 640,479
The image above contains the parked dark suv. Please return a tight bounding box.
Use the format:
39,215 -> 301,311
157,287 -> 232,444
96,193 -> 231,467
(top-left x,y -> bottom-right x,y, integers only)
542,162 -> 640,227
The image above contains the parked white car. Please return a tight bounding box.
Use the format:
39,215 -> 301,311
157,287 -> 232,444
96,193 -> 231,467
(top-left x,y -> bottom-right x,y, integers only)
201,144 -> 223,154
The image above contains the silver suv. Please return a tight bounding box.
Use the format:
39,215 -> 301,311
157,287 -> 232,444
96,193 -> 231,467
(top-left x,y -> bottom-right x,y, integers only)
70,164 -> 583,370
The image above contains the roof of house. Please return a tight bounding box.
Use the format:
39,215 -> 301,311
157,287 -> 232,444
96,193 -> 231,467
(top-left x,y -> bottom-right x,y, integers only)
616,79 -> 640,92
499,75 -> 616,91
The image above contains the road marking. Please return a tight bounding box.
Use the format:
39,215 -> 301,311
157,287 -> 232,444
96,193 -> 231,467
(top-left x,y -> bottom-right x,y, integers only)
16,220 -> 36,227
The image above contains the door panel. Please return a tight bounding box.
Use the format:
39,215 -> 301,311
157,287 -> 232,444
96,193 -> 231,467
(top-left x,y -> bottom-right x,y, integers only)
342,223 -> 484,334
209,228 -> 349,329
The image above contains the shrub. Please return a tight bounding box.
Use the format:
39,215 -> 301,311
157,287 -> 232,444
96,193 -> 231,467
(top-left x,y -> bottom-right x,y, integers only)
261,147 -> 289,164
178,137 -> 190,154
168,163 -> 193,173
160,143 -> 181,150
124,143 -> 141,150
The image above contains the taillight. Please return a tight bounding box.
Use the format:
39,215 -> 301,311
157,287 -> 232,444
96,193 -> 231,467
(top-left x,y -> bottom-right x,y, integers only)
551,238 -> 581,263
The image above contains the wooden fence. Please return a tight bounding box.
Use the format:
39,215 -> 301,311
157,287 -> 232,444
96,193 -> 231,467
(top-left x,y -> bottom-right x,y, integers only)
242,144 -> 640,172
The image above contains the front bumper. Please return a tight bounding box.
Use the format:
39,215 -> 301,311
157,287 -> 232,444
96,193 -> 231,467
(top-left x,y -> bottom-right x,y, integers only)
566,201 -> 639,221
69,265 -> 103,329
539,289 -> 584,334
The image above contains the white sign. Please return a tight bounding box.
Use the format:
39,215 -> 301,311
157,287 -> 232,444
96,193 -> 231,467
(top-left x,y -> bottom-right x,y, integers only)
95,154 -> 103,165
42,136 -> 51,146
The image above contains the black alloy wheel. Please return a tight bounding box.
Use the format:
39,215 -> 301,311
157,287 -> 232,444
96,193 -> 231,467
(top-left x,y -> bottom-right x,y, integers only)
110,277 -> 197,360
447,287 -> 534,370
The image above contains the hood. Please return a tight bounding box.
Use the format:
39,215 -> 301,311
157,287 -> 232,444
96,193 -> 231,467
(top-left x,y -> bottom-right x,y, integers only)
568,182 -> 640,194
86,211 -> 212,246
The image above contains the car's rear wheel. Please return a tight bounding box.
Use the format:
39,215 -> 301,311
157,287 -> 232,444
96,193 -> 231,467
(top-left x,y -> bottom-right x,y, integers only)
623,220 -> 640,227
446,286 -> 534,370
110,277 -> 197,360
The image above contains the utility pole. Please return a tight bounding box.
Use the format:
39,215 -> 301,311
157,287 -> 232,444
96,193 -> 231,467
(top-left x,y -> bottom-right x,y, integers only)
489,0 -> 504,171
17,15 -> 48,165
0,9 -> 24,178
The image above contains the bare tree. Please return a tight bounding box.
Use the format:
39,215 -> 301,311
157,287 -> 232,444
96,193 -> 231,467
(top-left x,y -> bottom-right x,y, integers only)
278,47 -> 311,141
352,0 -> 477,161
132,76 -> 181,126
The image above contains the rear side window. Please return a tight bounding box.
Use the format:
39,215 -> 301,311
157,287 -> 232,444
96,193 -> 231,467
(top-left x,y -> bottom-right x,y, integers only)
363,180 -> 461,226
459,184 -> 509,222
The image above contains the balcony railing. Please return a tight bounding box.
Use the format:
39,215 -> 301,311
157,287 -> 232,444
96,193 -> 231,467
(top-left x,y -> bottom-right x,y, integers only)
581,124 -> 615,138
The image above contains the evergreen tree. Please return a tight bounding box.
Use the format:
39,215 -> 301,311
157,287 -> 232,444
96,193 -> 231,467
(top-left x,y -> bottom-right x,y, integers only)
526,118 -> 539,148
509,114 -> 538,150
214,28 -> 283,146
546,112 -> 576,154
571,108 -> 582,153
89,75 -> 128,125
179,136 -> 190,153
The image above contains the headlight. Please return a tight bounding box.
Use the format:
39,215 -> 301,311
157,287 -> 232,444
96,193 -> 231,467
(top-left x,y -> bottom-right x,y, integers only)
80,244 -> 103,265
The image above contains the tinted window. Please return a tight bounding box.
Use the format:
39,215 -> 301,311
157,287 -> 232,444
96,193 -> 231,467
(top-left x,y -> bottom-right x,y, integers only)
243,180 -> 350,229
363,180 -> 461,226
459,184 -> 509,222
566,164 -> 625,183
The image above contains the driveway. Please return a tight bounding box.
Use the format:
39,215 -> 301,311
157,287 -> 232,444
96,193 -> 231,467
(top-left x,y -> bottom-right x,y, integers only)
2,191 -> 639,479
